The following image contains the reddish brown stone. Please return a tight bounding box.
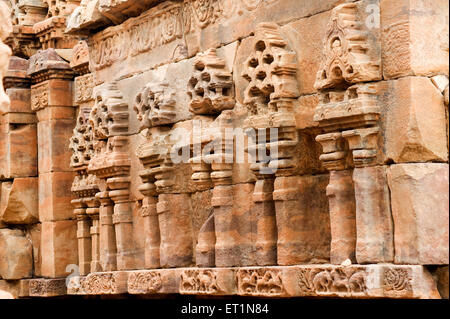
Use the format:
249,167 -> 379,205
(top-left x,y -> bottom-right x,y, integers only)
388,164 -> 449,265
40,220 -> 78,278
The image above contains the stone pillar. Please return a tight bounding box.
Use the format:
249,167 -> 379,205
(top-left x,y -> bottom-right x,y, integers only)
315,132 -> 357,264
140,194 -> 160,269
72,198 -> 91,276
97,191 -> 117,271
253,178 -> 277,266
343,127 -> 394,263
85,197 -> 100,272
27,49 -> 77,278
108,176 -> 135,270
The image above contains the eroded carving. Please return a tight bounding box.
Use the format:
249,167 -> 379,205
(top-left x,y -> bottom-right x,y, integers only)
314,3 -> 381,90
128,271 -> 162,294
134,81 -> 176,130
180,269 -> 219,294
188,48 -> 234,115
237,269 -> 284,296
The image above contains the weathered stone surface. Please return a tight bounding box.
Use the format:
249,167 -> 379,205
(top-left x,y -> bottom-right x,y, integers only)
0,177 -> 38,224
274,174 -> 331,265
388,164 -> 449,265
0,0 -> 448,301
38,119 -> 76,173
381,0 -> 449,79
40,220 -> 78,278
0,121 -> 37,179
353,166 -> 394,264
0,228 -> 33,280
384,76 -> 448,163
39,171 -> 75,221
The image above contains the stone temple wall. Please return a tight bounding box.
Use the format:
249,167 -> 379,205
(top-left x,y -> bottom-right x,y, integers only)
0,0 -> 448,299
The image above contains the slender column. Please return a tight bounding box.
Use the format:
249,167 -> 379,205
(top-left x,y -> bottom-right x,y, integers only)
97,191 -> 117,271
343,127 -> 394,263
108,177 -> 135,270
85,196 -> 101,272
316,132 -> 357,264
253,178 -> 277,265
72,198 -> 91,276
138,182 -> 160,269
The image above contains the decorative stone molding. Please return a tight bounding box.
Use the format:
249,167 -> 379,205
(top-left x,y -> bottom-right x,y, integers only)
314,2 -> 381,91
134,81 -> 176,130
187,48 -> 234,115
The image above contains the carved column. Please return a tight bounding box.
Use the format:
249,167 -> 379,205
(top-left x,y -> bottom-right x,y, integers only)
85,196 -> 101,272
108,174 -> 134,270
241,23 -> 304,265
70,40 -> 98,274
88,82 -> 133,271
313,3 -> 392,264
27,48 -> 78,278
97,191 -> 117,271
315,132 -> 356,264
187,49 -> 237,267
72,198 -> 91,275
134,80 -> 193,268
342,127 -> 393,263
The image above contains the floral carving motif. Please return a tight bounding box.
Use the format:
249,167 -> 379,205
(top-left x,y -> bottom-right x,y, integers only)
31,82 -> 49,111
128,271 -> 162,294
83,273 -> 117,295
384,268 -> 412,292
75,73 -> 94,104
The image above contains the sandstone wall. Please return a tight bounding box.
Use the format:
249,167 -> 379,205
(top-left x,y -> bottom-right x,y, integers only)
0,0 -> 448,299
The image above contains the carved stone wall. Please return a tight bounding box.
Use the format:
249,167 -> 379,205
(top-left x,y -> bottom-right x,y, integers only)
0,0 -> 448,299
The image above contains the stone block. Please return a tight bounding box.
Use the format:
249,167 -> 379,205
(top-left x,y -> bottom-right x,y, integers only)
274,174 -> 331,265
38,118 -> 76,173
0,177 -> 38,224
40,220 -> 78,278
39,171 -> 75,222
381,0 -> 449,79
28,223 -> 42,277
6,87 -> 32,114
0,122 -> 37,179
353,165 -> 394,263
387,163 -> 449,265
383,76 -> 448,163
0,228 -> 33,280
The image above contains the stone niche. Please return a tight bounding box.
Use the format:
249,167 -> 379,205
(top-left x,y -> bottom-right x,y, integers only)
0,0 -> 448,299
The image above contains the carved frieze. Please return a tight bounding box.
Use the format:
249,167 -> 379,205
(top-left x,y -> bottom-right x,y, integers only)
297,267 -> 366,295
236,268 -> 284,296
28,278 -> 67,297
89,1 -> 183,71
128,271 -> 162,294
180,269 -> 220,295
